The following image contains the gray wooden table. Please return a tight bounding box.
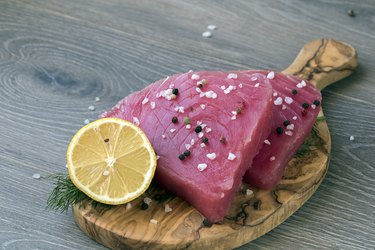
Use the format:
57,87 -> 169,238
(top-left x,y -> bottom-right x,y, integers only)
0,0 -> 374,249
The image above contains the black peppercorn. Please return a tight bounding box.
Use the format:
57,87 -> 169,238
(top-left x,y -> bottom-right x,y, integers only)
202,137 -> 208,143
141,202 -> 149,210
292,89 -> 297,95
172,116 -> 178,123
184,150 -> 191,157
178,154 -> 185,160
172,88 -> 179,95
302,103 -> 310,109
283,120 -> 290,127
313,100 -> 320,106
195,125 -> 202,133
276,127 -> 283,135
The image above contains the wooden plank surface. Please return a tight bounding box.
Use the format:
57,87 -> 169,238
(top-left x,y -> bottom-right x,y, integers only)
0,0 -> 374,249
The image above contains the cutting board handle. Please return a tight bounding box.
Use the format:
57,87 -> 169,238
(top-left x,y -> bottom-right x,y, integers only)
282,39 -> 358,91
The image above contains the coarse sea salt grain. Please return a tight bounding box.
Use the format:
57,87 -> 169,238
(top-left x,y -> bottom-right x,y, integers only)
350,135 -> 355,141
150,219 -> 158,224
200,104 -> 206,110
156,155 -> 160,160
207,153 -> 217,160
126,203 -> 132,210
202,31 -> 212,38
162,134 -> 166,139
205,127 -> 212,133
227,73 -> 238,79
191,74 -> 200,80
267,71 -> 275,79
150,101 -> 156,109
282,105 -> 287,110
285,131 -> 293,136
102,170 -> 109,177
84,119 -> 90,124
185,144 -> 191,150
246,189 -> 253,196
273,92 -> 278,97
292,116 -> 297,120
142,97 -> 149,105
227,152 -> 236,161
95,97 -> 101,102
207,24 -> 217,30
255,83 -> 260,88
231,115 -> 237,120
186,124 -> 191,129
221,85 -> 226,90
287,124 -> 295,130
175,106 -> 185,113
198,132 -> 204,138
197,163 -> 207,171
170,128 -> 176,133
133,117 -> 140,126
264,139 -> 271,145
190,139 -> 195,145
274,97 -> 283,105
200,143 -> 206,148
144,197 -> 152,205
238,83 -> 243,88
197,121 -> 203,125
270,156 -> 276,161
205,91 -> 217,99
165,204 -> 173,213
250,76 -> 257,81
32,173 -> 41,179
297,80 -> 306,88
311,104 -> 316,109
285,97 -> 293,104
88,105 -> 96,111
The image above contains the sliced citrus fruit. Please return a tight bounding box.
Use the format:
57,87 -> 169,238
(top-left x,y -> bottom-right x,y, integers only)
66,118 -> 156,205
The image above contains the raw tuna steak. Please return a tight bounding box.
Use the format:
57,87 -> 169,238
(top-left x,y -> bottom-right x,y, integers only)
243,71 -> 322,189
101,71 -> 273,222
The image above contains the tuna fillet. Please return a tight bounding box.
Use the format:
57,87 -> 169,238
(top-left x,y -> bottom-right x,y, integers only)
101,71 -> 273,222
243,71 -> 322,189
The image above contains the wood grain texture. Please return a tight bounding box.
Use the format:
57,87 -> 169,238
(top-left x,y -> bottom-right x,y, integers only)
0,0 -> 374,249
71,38 -> 357,250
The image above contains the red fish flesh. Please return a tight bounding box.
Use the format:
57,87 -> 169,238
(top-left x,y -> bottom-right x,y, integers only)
101,71 -> 273,222
243,71 -> 322,189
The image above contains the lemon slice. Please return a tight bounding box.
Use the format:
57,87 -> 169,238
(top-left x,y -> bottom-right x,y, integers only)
67,118 -> 156,205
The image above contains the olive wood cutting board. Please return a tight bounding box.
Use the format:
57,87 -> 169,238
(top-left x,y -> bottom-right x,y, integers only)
72,39 -> 358,250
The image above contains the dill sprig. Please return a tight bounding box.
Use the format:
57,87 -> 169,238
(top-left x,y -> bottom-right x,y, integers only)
296,116 -> 326,157
295,135 -> 314,157
47,173 -> 114,213
47,173 -> 88,213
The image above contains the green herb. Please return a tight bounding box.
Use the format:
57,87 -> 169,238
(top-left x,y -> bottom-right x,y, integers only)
313,115 -> 326,134
183,117 -> 191,124
316,115 -> 326,122
46,173 -> 87,213
296,116 -> 326,157
46,173 -> 111,213
295,136 -> 314,157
